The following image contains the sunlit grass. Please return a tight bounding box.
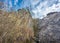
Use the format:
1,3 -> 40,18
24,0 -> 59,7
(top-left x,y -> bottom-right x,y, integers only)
0,9 -> 34,43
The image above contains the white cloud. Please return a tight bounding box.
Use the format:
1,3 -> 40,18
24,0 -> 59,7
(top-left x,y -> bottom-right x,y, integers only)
14,0 -> 18,5
31,0 -> 60,19
9,1 -> 12,8
30,0 -> 40,6
16,0 -> 18,2
59,0 -> 60,2
4,0 -> 60,16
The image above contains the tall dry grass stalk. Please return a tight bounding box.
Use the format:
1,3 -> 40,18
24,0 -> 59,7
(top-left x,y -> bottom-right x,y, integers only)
0,9 -> 34,43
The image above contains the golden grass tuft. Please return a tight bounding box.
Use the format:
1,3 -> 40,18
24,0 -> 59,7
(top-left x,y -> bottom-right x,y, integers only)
0,9 -> 34,43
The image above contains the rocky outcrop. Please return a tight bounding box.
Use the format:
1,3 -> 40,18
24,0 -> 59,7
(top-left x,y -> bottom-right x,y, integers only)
0,9 -> 34,43
37,12 -> 60,43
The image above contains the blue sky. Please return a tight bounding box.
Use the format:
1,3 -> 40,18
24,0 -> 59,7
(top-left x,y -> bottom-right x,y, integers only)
0,0 -> 60,19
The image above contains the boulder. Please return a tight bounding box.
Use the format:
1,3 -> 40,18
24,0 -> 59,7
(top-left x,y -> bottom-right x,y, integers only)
38,12 -> 60,43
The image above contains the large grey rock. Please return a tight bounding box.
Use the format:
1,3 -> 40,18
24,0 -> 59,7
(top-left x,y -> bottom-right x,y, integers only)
38,12 -> 60,43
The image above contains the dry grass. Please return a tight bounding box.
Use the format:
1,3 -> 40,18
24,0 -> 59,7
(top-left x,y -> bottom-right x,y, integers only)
0,9 -> 34,43
33,19 -> 39,37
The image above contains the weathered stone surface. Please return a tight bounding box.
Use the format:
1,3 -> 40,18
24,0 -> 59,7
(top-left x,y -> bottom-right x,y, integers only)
37,12 -> 60,43
0,9 -> 34,43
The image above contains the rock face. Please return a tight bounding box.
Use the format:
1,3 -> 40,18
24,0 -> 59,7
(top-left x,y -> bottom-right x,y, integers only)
37,12 -> 60,43
0,9 -> 34,43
